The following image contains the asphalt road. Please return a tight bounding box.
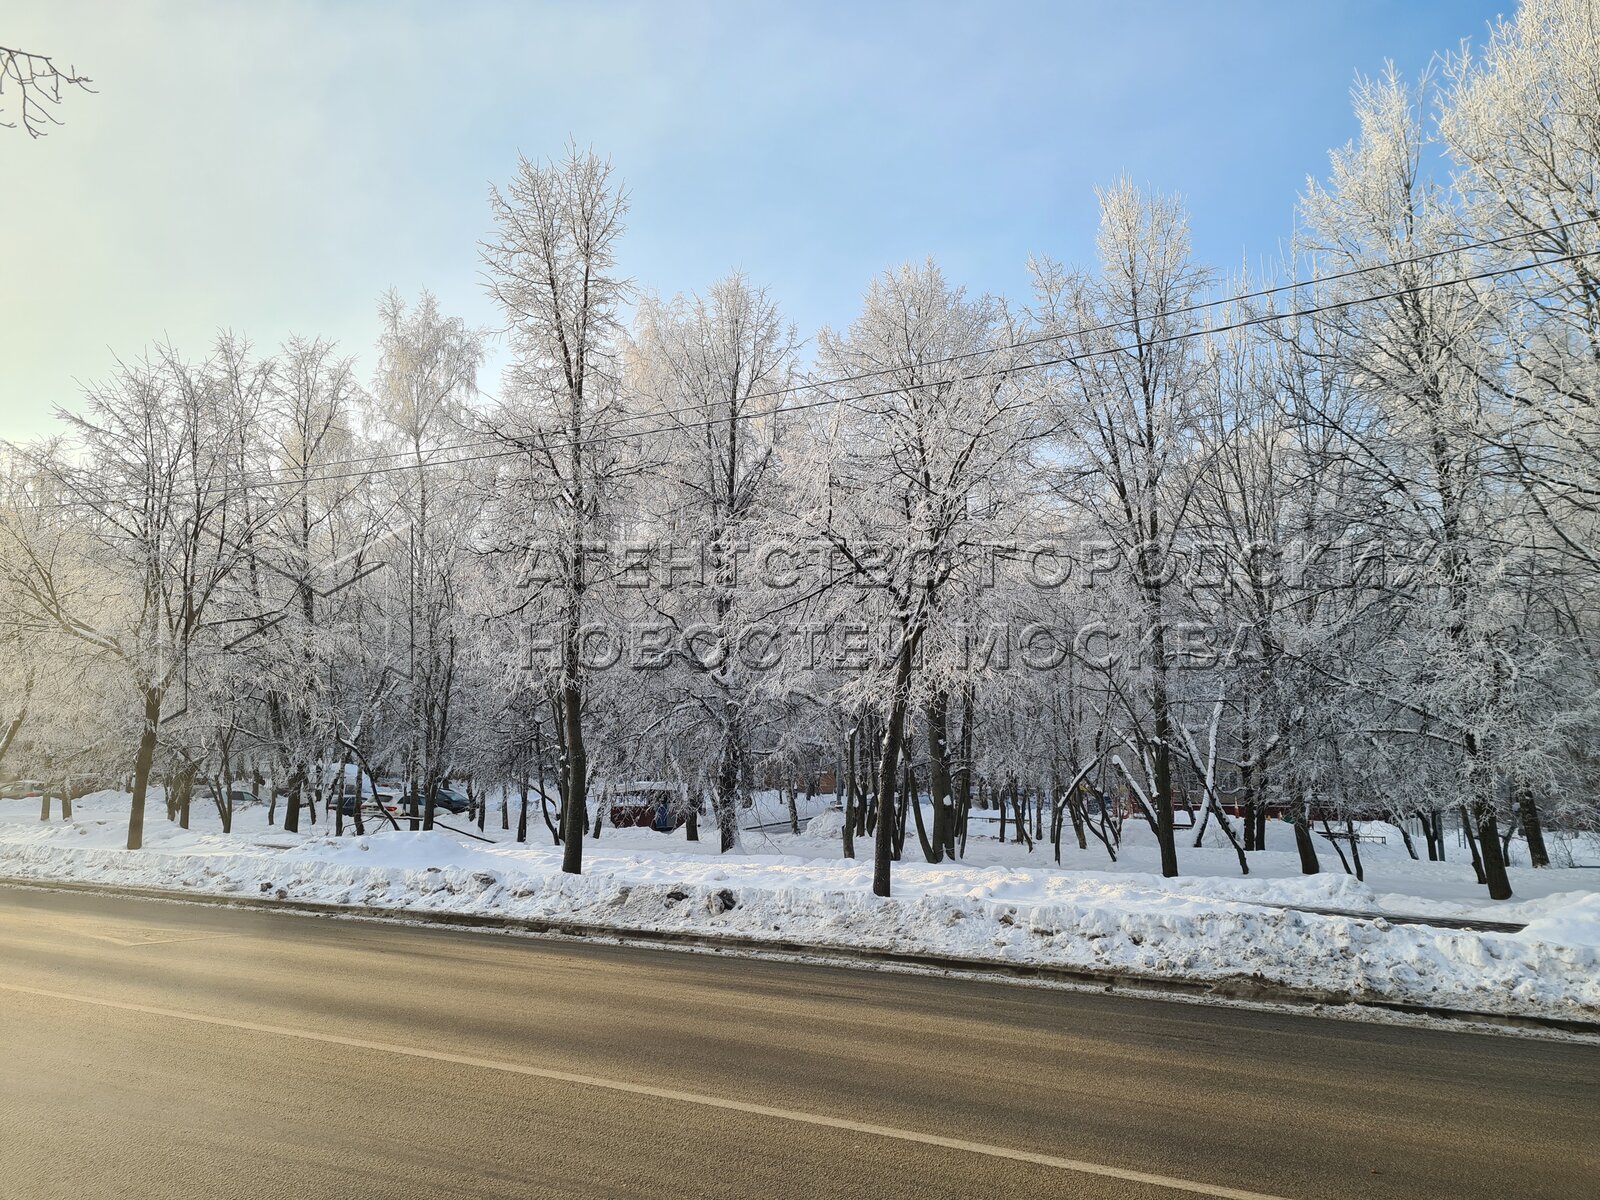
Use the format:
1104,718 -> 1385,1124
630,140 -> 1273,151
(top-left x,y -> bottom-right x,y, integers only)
0,886 -> 1595,1200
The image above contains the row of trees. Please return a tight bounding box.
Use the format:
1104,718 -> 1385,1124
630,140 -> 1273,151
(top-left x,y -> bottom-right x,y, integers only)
4,0 -> 1598,901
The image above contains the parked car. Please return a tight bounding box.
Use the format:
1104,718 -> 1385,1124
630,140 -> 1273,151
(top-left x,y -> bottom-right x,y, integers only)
431,786 -> 471,816
335,784 -> 398,818
0,780 -> 46,800
329,783 -> 464,819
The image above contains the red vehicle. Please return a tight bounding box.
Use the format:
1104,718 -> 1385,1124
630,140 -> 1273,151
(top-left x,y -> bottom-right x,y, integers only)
604,783 -> 691,832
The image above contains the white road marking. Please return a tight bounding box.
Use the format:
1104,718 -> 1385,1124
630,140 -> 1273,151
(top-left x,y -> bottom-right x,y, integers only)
0,979 -> 1292,1200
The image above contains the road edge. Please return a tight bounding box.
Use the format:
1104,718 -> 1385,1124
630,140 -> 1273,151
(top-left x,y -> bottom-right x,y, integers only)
3,872 -> 1596,1040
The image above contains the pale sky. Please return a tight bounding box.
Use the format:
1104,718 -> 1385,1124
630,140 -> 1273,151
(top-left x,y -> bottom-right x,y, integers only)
2,0 -> 1506,441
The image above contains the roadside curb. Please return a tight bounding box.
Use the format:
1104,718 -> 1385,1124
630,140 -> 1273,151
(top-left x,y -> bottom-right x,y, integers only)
1254,902 -> 1527,934
3,872 -> 1595,1038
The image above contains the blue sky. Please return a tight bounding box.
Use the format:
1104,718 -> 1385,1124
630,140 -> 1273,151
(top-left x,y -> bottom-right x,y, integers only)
2,0 -> 1508,439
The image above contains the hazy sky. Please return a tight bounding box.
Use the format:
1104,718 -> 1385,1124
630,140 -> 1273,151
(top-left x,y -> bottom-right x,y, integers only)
2,0 -> 1507,441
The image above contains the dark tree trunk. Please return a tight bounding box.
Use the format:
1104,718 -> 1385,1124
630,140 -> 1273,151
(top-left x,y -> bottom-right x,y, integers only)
284,766 -> 304,834
909,770 -> 936,863
542,782 -> 561,845
560,665 -> 585,873
1318,820 -> 1352,874
955,685 -> 974,852
1516,783 -> 1550,869
1147,625 -> 1179,878
923,694 -> 952,864
1460,805 -> 1487,885
422,770 -> 440,833
1012,779 -> 1032,851
1473,804 -> 1513,900
893,754 -> 912,861
1393,816 -> 1418,860
842,728 -> 857,860
127,686 -> 162,850
713,720 -> 741,854
871,639 -> 916,897
859,711 -> 876,838
1292,796 -> 1319,875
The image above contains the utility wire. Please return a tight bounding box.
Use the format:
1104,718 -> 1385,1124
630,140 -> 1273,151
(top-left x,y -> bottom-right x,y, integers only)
8,233 -> 1596,515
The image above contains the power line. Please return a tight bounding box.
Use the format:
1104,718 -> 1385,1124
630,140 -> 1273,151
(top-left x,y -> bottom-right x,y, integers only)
8,237 -> 1595,514
267,213 -> 1600,481
13,216 -> 1597,508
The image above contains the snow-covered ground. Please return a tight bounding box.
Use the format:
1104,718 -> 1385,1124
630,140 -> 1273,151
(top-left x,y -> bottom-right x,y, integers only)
3,791 -> 1597,1024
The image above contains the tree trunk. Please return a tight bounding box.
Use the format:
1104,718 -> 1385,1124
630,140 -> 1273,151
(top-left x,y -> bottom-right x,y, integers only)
923,694 -> 952,864
713,720 -> 741,854
1011,779 -> 1032,851
422,768 -> 439,833
284,766 -> 304,834
542,782 -> 561,845
1460,805 -> 1487,885
1320,821 -> 1352,875
955,685 -> 974,848
842,728 -> 857,860
1473,803 -> 1513,900
127,686 -> 162,850
560,661 -> 585,873
1393,816 -> 1418,860
1147,616 -> 1180,878
893,753 -> 912,861
1291,796 -> 1319,875
909,770 -> 937,863
1516,783 -> 1550,869
872,638 -> 916,897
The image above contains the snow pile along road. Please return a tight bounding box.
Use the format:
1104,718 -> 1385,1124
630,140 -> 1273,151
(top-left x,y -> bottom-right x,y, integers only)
2,795 -> 1597,1024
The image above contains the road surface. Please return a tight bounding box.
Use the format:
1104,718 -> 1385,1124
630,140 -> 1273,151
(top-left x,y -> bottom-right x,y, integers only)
0,884 -> 1595,1199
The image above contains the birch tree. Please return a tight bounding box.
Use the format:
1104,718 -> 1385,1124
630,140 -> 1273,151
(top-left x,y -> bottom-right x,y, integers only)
1032,180 -> 1214,879
483,144 -> 629,875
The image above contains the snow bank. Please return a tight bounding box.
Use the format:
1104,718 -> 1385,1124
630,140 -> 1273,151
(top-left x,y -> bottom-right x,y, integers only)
3,795 -> 1597,1023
